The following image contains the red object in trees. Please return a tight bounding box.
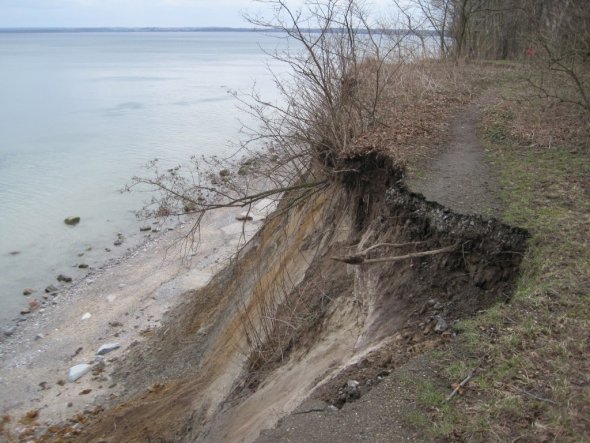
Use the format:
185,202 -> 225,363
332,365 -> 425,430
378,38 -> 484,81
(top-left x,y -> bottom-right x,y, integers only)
526,47 -> 536,58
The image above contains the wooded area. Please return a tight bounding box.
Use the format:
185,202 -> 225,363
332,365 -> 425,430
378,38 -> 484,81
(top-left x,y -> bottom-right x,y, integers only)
398,0 -> 589,111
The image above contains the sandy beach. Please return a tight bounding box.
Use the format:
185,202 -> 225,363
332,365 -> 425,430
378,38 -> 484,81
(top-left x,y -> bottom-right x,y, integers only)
0,201 -> 270,439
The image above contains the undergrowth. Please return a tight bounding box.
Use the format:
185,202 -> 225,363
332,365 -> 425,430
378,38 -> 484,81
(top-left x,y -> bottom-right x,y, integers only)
421,69 -> 590,441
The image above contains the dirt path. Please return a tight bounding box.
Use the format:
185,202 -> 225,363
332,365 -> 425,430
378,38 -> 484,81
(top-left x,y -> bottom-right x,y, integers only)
407,104 -> 501,217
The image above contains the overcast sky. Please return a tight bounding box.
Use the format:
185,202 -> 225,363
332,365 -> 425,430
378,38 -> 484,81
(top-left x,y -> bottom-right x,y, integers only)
0,0 -> 395,28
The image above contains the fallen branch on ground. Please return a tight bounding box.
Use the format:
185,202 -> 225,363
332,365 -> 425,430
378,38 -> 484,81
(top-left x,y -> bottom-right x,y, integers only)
446,368 -> 477,402
513,386 -> 558,405
332,243 -> 458,266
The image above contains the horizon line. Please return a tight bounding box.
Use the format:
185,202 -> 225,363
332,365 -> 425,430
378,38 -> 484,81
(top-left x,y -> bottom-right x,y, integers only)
0,26 -> 435,36
0,26 -> 263,33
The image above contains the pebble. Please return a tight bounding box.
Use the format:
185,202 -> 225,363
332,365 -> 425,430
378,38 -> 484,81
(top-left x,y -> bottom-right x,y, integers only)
347,380 -> 360,389
96,343 -> 121,356
35,334 -> 44,340
22,288 -> 34,296
64,216 -> 81,226
67,364 -> 92,382
236,213 -> 253,222
2,326 -> 16,337
140,226 -> 152,232
78,263 -> 89,269
57,274 -> 73,283
346,379 -> 361,399
434,316 -> 448,333
113,239 -> 123,246
81,313 -> 92,321
45,285 -> 59,293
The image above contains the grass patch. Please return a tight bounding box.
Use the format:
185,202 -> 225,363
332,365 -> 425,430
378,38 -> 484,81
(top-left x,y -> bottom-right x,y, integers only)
413,67 -> 590,442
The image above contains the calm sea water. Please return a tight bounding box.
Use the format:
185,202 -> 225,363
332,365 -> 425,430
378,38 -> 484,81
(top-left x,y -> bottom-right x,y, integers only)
0,31 -> 285,324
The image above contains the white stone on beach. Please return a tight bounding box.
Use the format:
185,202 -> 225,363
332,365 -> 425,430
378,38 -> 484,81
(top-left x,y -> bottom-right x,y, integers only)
96,343 -> 121,355
67,364 -> 92,382
81,313 -> 91,320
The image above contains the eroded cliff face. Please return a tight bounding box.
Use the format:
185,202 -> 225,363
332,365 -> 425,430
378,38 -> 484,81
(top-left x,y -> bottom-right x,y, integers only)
51,154 -> 528,442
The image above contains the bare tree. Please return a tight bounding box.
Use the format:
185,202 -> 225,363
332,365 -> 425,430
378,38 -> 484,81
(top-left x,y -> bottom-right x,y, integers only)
128,0 -> 402,243
525,0 -> 590,112
396,0 -> 453,57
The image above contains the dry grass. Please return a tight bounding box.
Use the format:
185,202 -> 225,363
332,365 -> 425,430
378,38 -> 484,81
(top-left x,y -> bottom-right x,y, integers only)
347,60 -> 512,173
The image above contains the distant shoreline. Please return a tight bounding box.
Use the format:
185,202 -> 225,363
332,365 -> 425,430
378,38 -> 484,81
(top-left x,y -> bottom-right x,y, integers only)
0,27 -> 265,33
0,27 -> 438,36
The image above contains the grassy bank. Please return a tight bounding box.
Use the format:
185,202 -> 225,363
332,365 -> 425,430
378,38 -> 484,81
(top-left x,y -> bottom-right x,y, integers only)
412,67 -> 590,441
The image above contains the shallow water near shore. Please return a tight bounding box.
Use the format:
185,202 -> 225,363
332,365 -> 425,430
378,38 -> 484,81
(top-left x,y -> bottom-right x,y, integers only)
0,31 -> 284,324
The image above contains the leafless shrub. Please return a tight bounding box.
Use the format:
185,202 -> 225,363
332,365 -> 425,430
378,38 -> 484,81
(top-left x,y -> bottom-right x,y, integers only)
128,0 -> 460,368
127,0 -> 416,246
524,1 -> 590,113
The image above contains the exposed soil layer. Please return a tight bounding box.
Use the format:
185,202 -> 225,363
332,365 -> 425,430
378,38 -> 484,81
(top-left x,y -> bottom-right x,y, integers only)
27,150 -> 528,443
245,154 -> 527,411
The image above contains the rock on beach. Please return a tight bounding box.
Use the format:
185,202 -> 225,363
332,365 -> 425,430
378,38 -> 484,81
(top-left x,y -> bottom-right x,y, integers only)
45,284 -> 58,293
236,213 -> 254,222
96,343 -> 121,355
57,274 -> 73,283
67,364 -> 92,382
64,216 -> 81,226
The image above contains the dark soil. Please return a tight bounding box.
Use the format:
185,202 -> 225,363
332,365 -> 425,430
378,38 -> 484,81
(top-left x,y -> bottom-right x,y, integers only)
287,170 -> 528,409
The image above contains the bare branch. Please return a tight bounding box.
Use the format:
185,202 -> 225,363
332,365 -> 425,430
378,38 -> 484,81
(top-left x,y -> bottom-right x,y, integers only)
332,242 -> 458,265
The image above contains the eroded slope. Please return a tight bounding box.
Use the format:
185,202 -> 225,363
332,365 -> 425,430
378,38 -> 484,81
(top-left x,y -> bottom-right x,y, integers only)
37,153 -> 528,443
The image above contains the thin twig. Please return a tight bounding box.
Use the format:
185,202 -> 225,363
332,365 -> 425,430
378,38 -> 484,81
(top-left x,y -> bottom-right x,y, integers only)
513,386 -> 558,405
